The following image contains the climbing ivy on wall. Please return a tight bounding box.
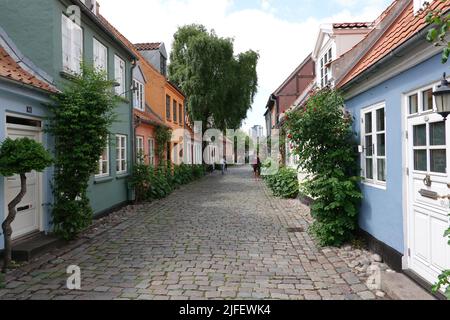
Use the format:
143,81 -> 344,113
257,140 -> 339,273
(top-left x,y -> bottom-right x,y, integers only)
46,64 -> 119,240
155,126 -> 172,164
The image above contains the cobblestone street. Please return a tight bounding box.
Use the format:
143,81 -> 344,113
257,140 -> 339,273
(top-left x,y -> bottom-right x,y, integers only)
0,166 -> 380,300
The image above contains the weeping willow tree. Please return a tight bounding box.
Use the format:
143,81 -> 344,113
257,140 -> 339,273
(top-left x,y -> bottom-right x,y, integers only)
169,24 -> 259,133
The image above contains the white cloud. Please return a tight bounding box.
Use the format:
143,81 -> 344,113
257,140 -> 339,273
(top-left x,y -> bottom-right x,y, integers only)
98,0 -> 389,132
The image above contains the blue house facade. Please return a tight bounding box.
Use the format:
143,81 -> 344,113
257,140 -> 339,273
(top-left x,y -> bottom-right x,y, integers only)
0,29 -> 57,249
337,0 -> 450,287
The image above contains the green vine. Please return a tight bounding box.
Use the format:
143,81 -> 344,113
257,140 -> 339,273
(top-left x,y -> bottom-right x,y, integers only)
155,126 -> 172,165
46,64 -> 119,240
426,0 -> 450,63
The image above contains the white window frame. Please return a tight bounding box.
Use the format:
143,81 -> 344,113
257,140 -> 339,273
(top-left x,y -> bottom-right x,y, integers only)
133,80 -> 145,111
149,138 -> 155,166
96,138 -> 110,178
136,136 -> 144,163
93,38 -> 108,73
116,134 -> 127,174
62,14 -> 83,74
406,83 -> 447,175
319,46 -> 333,88
361,102 -> 387,188
114,55 -> 126,97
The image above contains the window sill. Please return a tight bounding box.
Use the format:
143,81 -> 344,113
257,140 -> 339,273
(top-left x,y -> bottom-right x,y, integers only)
361,181 -> 387,191
94,176 -> 113,184
116,173 -> 129,180
60,70 -> 78,81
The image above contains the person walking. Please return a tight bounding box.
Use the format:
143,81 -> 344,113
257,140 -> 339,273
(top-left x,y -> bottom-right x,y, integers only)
221,157 -> 226,175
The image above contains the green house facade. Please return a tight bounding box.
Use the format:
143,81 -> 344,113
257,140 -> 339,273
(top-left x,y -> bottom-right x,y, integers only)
0,0 -> 137,247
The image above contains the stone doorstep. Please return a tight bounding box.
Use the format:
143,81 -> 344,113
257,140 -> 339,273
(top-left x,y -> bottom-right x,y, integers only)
381,272 -> 436,300
2,232 -> 66,262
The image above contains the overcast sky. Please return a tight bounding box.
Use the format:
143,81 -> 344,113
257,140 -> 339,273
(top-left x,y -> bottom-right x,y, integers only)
99,0 -> 392,133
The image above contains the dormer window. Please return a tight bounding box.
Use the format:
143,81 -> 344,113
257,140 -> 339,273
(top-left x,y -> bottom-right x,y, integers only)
161,54 -> 167,77
320,47 -> 332,87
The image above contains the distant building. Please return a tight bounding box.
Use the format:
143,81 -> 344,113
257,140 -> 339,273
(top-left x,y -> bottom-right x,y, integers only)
249,125 -> 264,142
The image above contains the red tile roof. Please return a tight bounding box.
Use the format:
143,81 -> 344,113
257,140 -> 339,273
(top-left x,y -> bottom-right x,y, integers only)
134,109 -> 168,127
339,0 -> 449,87
134,43 -> 162,51
333,22 -> 373,30
0,45 -> 57,93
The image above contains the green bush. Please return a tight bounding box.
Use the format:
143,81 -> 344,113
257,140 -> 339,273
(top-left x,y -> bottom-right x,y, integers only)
285,89 -> 362,247
264,167 -> 299,199
130,163 -> 205,202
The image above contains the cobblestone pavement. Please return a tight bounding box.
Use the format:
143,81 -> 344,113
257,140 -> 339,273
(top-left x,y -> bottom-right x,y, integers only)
0,166 -> 381,300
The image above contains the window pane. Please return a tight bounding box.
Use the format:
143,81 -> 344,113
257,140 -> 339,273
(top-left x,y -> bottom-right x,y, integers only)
423,89 -> 433,111
414,150 -> 427,171
365,112 -> 372,133
413,124 -> 426,146
376,108 -> 385,131
377,159 -> 386,182
366,159 -> 373,179
430,121 -> 446,146
377,133 -> 385,156
365,136 -> 373,156
409,94 -> 418,114
430,149 -> 446,173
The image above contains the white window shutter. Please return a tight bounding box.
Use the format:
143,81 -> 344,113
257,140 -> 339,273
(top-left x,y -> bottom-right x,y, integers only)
72,25 -> 83,74
62,15 -> 71,72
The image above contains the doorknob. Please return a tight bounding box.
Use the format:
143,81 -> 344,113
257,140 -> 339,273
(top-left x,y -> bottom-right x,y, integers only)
423,175 -> 432,187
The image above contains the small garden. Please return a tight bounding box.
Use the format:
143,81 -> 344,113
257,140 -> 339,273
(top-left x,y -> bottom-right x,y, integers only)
129,162 -> 206,203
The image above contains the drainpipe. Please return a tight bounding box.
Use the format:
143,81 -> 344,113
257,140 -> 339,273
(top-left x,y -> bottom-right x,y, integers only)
129,59 -> 137,202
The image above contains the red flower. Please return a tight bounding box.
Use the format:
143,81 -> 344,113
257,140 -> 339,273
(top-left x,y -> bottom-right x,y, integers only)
287,134 -> 292,139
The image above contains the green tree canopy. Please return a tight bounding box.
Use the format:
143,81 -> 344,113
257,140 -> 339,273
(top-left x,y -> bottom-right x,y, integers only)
0,138 -> 52,176
169,24 -> 259,132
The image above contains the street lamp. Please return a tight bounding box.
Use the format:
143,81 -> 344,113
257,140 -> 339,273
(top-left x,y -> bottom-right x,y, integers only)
433,73 -> 450,120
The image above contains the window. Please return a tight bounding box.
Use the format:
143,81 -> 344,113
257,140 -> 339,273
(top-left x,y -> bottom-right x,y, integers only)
408,88 -> 435,115
133,80 -> 144,111
179,104 -> 183,125
319,47 -> 332,88
116,135 -> 127,174
62,14 -> 83,74
136,136 -> 144,163
408,93 -> 419,114
114,55 -> 125,97
149,138 -> 155,166
413,121 -> 446,173
173,99 -> 177,123
362,103 -> 386,185
96,139 -> 110,178
166,95 -> 171,120
93,38 -> 107,73
160,55 -> 167,77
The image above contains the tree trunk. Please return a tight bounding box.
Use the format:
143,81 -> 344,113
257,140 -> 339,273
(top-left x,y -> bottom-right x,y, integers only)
2,173 -> 27,273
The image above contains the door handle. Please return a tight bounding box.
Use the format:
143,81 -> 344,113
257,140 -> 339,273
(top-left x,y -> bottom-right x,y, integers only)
423,175 -> 432,187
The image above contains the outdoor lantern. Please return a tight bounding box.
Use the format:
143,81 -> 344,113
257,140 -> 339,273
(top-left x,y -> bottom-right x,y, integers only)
433,73 -> 450,120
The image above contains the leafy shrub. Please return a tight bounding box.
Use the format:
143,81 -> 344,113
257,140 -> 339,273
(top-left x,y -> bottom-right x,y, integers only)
264,167 -> 299,199
130,163 -> 205,202
46,64 -> 119,240
433,219 -> 450,299
285,89 -> 362,247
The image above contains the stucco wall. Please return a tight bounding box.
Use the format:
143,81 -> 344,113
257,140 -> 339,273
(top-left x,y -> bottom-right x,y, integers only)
344,53 -> 445,254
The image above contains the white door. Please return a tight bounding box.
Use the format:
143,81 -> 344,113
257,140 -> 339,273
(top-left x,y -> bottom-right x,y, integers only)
5,126 -> 42,239
407,112 -> 450,285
